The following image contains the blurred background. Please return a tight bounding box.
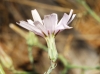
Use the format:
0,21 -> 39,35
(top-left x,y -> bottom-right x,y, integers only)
0,0 -> 100,74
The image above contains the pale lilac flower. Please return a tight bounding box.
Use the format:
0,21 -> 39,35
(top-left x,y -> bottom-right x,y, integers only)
17,9 -> 76,37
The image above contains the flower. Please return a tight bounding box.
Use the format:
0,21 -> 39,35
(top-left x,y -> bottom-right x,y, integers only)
17,9 -> 76,37
17,9 -> 76,62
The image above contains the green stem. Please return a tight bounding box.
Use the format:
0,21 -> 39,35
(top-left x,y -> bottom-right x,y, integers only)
58,54 -> 69,74
61,67 -> 68,74
67,64 -> 97,70
37,43 -> 47,51
12,71 -> 32,74
58,54 -> 68,67
43,36 -> 58,74
28,46 -> 34,71
11,67 -> 35,74
76,0 -> 100,22
81,69 -> 85,74
45,36 -> 58,62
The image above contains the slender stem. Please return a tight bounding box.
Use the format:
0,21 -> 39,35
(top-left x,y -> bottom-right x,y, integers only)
45,36 -> 58,62
44,61 -> 57,74
10,66 -> 35,74
67,64 -> 97,70
43,36 -> 58,74
76,0 -> 100,22
58,54 -> 69,74
61,66 -> 68,74
37,43 -> 47,51
58,54 -> 68,67
12,70 -> 32,74
28,46 -> 34,71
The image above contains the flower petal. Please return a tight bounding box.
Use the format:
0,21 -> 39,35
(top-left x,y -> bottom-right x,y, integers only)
54,26 -> 73,35
67,14 -> 76,24
56,13 -> 68,30
31,9 -> 42,24
17,21 -> 33,31
56,9 -> 74,30
27,19 -> 34,26
17,21 -> 44,37
34,21 -> 48,36
43,13 -> 58,34
67,9 -> 73,22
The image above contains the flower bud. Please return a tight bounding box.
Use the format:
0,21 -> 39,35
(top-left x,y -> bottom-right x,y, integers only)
26,31 -> 38,46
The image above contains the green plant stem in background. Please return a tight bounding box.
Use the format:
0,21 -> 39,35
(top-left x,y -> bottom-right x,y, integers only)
0,65 -> 5,74
26,32 -> 38,72
28,46 -> 34,70
10,68 -> 34,74
61,66 -> 69,74
58,54 -> 68,67
37,43 -> 47,51
12,70 -> 32,74
67,64 -> 98,70
58,54 -> 69,74
76,0 -> 100,23
81,69 -> 85,74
